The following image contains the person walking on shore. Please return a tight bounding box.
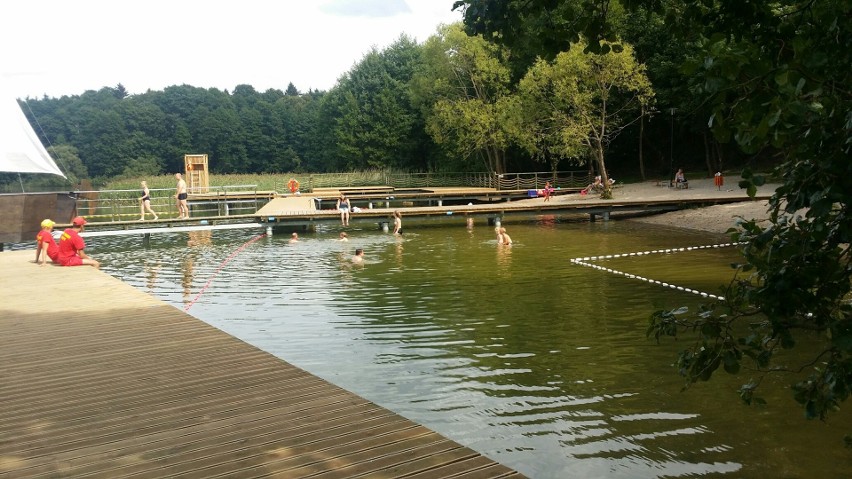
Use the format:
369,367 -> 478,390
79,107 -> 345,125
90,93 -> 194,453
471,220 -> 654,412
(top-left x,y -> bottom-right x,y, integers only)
139,181 -> 158,221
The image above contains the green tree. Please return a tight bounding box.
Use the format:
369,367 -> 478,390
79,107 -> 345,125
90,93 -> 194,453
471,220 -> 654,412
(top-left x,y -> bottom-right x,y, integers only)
416,23 -> 515,174
458,0 -> 852,423
284,82 -> 300,96
515,39 -> 653,197
47,144 -> 87,181
324,35 -> 427,171
647,0 -> 852,425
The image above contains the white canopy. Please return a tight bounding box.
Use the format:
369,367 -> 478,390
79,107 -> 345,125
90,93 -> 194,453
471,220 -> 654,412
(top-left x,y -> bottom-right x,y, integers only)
0,80 -> 65,177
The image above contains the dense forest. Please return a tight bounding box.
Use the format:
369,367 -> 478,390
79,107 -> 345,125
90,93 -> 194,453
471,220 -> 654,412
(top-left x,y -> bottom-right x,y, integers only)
6,11 -> 755,191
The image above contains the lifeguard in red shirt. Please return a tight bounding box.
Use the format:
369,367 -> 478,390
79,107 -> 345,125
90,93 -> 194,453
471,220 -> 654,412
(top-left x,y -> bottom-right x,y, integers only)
57,216 -> 100,268
35,218 -> 59,266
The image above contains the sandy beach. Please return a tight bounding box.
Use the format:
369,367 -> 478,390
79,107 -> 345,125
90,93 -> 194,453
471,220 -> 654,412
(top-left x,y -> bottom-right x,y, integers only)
571,177 -> 778,235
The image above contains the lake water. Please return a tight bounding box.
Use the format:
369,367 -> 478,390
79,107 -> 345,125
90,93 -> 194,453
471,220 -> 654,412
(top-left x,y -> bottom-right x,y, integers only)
90,216 -> 850,478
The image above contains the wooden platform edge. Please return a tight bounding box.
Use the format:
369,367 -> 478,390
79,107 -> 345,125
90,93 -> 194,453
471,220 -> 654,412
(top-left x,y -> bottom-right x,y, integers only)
0,250 -> 525,478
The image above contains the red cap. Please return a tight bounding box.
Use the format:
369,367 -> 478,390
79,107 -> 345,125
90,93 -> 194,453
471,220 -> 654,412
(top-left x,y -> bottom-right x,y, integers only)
72,216 -> 87,226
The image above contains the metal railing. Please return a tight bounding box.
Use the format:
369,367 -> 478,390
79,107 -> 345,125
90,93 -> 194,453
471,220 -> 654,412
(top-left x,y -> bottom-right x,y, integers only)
74,185 -> 263,223
71,172 -> 593,223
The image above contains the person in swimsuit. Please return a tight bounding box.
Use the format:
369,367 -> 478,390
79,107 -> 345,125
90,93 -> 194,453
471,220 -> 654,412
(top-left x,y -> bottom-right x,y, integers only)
338,232 -> 349,242
289,232 -> 300,243
139,180 -> 158,221
175,173 -> 189,219
499,227 -> 512,245
336,194 -> 350,226
352,248 -> 364,264
392,210 -> 402,235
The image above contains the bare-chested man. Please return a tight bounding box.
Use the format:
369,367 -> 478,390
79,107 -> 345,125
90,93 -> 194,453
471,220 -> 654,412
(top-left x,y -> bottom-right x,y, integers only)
175,173 -> 189,219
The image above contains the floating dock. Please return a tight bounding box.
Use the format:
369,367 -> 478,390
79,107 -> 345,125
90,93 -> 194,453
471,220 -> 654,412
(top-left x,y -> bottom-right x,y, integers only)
0,251 -> 524,478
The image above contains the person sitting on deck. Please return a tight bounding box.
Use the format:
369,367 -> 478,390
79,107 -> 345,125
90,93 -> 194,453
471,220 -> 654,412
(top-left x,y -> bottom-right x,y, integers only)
57,216 -> 100,268
336,194 -> 351,226
35,219 -> 59,266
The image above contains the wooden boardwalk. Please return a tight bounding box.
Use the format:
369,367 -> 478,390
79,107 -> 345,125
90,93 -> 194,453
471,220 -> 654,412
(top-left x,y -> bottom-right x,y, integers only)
0,251 -> 524,478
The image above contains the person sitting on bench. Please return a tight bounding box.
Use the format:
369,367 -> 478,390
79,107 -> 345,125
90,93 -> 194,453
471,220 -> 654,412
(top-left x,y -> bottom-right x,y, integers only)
674,169 -> 688,188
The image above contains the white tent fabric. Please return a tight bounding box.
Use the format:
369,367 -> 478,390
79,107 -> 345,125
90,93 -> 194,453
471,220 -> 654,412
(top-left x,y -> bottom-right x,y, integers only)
0,80 -> 65,177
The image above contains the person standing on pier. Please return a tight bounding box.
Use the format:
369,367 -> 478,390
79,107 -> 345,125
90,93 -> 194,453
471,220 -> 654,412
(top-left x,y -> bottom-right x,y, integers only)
35,219 -> 59,266
57,216 -> 100,268
175,173 -> 189,219
336,194 -> 350,226
139,181 -> 158,221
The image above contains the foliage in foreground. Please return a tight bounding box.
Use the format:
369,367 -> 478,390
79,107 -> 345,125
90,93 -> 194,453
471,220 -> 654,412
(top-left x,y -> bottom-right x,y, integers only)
643,0 -> 852,425
454,0 -> 851,423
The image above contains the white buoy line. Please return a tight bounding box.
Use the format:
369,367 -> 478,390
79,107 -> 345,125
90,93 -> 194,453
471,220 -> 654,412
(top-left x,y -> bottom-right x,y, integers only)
569,242 -> 747,301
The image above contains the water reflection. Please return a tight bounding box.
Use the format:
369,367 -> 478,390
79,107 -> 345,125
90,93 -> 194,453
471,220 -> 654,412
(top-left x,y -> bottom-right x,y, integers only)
145,261 -> 160,292
94,222 -> 851,479
182,230 -> 212,302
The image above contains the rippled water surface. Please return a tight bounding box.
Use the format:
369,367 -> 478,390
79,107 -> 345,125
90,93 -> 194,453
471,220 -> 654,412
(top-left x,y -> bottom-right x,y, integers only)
91,217 -> 850,478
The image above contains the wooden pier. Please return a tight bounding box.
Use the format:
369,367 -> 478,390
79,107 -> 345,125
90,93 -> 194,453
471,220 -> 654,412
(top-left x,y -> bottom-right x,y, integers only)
28,181 -> 775,242
0,251 -> 524,478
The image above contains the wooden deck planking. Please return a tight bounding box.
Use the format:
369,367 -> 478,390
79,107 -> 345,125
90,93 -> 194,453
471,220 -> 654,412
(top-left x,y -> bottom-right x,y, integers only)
0,251 -> 524,478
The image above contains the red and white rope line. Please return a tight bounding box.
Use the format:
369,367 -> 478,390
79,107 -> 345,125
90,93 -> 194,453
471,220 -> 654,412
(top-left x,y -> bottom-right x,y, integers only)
184,233 -> 268,311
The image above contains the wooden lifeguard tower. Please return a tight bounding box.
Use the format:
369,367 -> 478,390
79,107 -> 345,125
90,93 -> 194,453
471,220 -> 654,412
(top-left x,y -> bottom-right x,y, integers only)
184,154 -> 209,194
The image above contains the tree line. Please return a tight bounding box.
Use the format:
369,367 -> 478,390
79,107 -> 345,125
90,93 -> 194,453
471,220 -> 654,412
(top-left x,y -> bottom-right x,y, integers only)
9,15 -> 756,191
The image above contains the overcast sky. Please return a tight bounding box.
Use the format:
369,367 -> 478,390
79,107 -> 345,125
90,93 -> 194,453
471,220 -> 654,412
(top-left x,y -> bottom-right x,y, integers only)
0,0 -> 462,99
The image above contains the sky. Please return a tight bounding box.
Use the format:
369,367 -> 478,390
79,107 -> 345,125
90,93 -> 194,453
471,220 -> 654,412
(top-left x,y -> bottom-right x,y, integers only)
0,0 -> 463,99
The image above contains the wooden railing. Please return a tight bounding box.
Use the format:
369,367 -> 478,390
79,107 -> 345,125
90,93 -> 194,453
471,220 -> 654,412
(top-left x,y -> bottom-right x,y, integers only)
275,171 -> 590,193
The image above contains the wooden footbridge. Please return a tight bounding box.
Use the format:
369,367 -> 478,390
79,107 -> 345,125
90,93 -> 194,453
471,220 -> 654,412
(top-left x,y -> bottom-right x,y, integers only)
0,250 -> 525,478
61,183 -> 773,239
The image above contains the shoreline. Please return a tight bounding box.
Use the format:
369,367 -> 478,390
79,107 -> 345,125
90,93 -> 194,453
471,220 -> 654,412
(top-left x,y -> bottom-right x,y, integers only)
625,199 -> 772,235
588,177 -> 777,235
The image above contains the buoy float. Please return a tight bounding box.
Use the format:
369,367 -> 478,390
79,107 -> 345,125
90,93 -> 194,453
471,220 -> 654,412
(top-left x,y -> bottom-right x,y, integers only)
287,178 -> 300,194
